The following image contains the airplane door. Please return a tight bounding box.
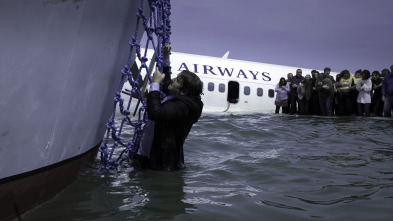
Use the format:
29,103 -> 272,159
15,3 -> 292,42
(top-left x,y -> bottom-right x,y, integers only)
227,81 -> 239,103
225,81 -> 239,111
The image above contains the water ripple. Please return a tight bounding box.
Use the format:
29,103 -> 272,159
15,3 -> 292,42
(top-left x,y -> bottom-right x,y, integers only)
21,113 -> 393,221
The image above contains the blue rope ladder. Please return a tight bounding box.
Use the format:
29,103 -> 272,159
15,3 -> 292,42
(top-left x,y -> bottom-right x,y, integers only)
98,0 -> 171,172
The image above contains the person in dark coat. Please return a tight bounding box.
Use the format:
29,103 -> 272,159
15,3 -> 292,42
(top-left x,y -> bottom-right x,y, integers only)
289,69 -> 304,114
315,72 -> 334,116
135,62 -> 204,171
310,70 -> 321,115
382,65 -> 393,117
371,71 -> 383,116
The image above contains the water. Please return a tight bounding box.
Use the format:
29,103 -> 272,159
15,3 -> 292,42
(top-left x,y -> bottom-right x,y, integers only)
19,114 -> 393,220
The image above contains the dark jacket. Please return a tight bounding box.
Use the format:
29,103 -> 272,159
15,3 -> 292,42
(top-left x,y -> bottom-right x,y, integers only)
372,78 -> 383,99
146,91 -> 203,171
290,76 -> 304,96
315,78 -> 334,102
382,73 -> 393,96
144,65 -> 203,171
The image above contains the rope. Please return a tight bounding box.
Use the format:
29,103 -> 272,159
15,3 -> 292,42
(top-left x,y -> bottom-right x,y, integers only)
98,0 -> 171,172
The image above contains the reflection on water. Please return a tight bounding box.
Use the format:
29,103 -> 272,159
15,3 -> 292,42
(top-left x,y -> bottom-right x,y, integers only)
126,170 -> 196,220
19,114 -> 393,221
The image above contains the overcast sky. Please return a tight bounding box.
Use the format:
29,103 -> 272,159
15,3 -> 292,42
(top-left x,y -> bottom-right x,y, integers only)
165,0 -> 393,74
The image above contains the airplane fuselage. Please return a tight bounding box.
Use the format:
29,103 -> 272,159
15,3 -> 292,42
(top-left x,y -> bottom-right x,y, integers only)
128,50 -> 336,113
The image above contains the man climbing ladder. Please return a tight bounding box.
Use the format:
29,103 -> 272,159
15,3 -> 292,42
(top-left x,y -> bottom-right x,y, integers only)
99,0 -> 203,172
135,45 -> 204,171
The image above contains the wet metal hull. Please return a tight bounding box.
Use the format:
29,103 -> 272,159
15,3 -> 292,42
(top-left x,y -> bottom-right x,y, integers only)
0,0 -> 145,219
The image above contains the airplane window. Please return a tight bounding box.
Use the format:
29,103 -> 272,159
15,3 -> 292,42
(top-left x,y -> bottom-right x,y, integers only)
268,89 -> 275,98
257,88 -> 263,97
219,83 -> 225,93
244,86 -> 250,95
208,82 -> 214,91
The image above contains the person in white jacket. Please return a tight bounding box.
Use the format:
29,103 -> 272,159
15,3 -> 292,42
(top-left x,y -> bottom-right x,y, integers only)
356,70 -> 372,117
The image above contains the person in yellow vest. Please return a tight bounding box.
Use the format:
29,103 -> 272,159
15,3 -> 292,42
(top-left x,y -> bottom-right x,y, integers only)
337,70 -> 354,116
350,69 -> 362,115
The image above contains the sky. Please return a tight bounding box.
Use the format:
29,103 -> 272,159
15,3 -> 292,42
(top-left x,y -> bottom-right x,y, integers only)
164,0 -> 393,74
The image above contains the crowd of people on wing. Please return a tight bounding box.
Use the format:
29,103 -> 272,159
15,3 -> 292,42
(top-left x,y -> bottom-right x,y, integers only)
274,65 -> 393,117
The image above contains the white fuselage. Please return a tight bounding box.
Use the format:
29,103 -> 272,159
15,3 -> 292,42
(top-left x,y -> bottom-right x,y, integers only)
128,49 -> 336,113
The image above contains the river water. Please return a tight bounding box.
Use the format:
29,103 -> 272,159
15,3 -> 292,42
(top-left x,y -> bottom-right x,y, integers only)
19,113 -> 393,221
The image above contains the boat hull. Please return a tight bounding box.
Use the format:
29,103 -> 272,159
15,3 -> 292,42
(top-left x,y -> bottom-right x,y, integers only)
0,144 -> 98,221
0,0 -> 147,219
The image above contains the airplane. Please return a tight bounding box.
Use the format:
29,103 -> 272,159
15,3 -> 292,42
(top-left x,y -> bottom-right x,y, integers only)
122,49 -> 337,113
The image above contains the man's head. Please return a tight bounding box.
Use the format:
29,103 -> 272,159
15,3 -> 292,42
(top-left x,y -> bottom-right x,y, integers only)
287,73 -> 293,80
381,69 -> 389,79
362,70 -> 370,80
296,69 -> 302,78
341,70 -> 350,80
372,71 -> 380,80
354,69 -> 362,79
312,70 -> 319,79
169,70 -> 203,98
324,67 -> 331,75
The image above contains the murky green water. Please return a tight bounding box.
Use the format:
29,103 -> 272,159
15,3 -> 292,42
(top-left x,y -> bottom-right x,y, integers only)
19,114 -> 393,220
